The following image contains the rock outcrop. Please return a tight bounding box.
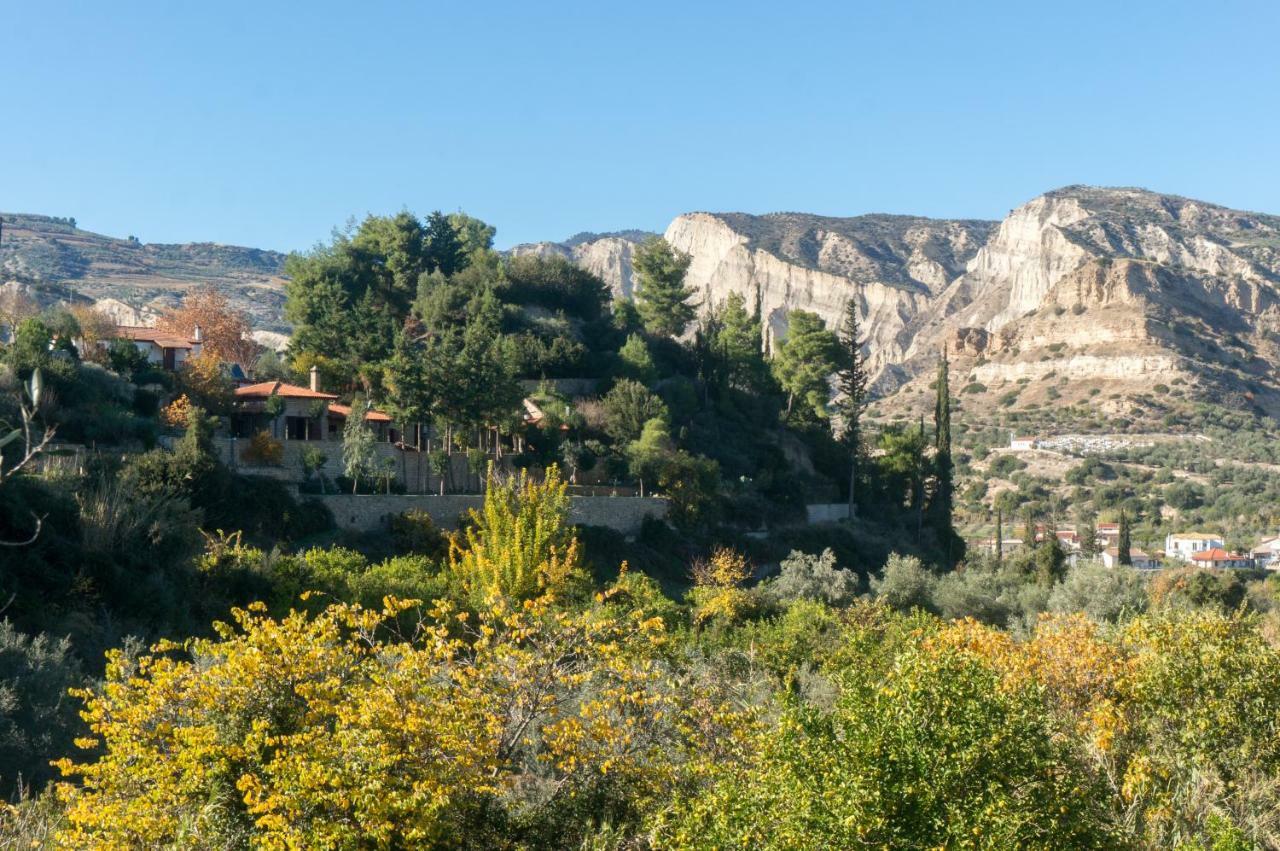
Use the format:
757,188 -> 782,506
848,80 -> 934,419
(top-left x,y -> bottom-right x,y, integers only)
663,211 -> 993,376
509,231 -> 655,299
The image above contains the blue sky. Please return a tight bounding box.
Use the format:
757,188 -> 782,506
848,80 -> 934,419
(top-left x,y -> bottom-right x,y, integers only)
2,1 -> 1277,251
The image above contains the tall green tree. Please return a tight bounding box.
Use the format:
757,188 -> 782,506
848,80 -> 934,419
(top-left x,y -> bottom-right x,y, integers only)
632,237 -> 696,338
342,398 -> 378,494
835,295 -> 868,516
717,292 -> 769,393
1118,509 -> 1132,566
447,212 -> 496,261
423,211 -> 466,277
930,349 -> 961,562
995,508 -> 1004,566
616,334 -> 657,385
772,311 -> 841,423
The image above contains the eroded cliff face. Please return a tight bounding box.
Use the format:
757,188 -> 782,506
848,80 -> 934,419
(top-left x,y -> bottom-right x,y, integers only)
509,234 -> 648,299
664,212 -> 992,376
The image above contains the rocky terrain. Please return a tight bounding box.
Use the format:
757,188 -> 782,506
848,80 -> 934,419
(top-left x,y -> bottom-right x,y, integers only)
509,230 -> 656,299
0,213 -> 289,330
11,187 -> 1280,418
534,188 -> 1280,419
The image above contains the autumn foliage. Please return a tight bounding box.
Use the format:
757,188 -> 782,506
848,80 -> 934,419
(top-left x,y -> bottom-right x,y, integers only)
159,285 -> 260,366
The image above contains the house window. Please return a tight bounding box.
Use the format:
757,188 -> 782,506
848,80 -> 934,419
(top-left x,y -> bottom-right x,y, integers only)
285,416 -> 311,440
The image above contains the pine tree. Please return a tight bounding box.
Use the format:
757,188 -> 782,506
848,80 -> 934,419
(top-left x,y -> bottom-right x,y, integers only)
836,293 -> 868,518
633,237 -> 696,338
1118,510 -> 1133,566
423,211 -> 465,277
995,508 -> 1004,566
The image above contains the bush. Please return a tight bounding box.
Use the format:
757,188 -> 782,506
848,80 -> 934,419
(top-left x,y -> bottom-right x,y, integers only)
0,621 -> 86,796
871,553 -> 936,613
388,509 -> 446,558
764,549 -> 860,607
240,430 -> 284,466
1048,563 -> 1148,623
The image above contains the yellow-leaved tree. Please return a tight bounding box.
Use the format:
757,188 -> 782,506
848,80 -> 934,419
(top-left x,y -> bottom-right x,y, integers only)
448,464 -> 584,605
51,592 -> 744,849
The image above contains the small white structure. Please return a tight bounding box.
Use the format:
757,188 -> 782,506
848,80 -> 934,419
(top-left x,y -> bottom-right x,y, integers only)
1251,536 -> 1280,570
1009,434 -> 1038,451
1164,532 -> 1226,562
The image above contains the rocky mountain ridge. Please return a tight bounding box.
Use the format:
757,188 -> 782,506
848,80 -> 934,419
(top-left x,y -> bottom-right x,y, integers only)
9,188 -> 1280,416
0,213 -> 290,330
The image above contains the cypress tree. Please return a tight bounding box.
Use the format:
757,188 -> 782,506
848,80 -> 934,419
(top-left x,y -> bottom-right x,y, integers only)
836,292 -> 869,518
995,507 -> 1003,566
1118,510 -> 1133,566
931,349 -> 959,562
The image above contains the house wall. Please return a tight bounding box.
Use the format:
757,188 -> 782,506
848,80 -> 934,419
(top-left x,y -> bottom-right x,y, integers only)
1164,536 -> 1224,561
315,493 -> 668,534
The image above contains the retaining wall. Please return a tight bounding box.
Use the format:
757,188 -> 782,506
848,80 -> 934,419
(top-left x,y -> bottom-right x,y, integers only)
316,493 -> 667,535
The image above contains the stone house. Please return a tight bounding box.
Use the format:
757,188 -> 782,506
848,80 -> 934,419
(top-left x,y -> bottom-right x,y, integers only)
111,324 -> 204,370
231,379 -> 337,440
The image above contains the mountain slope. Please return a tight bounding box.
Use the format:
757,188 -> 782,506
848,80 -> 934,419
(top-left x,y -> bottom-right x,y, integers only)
0,213 -> 289,329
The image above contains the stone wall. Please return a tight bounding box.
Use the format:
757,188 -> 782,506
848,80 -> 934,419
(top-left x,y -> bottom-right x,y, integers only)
316,493 -> 667,535
805,503 -> 851,524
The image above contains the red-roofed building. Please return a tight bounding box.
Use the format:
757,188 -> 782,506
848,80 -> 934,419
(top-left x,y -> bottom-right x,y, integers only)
232,371 -> 338,440
111,325 -> 204,370
326,403 -> 395,442
1189,548 -> 1254,569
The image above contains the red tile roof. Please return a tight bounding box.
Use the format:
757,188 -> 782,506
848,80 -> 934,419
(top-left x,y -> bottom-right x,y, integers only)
113,325 -> 197,349
327,403 -> 392,423
234,381 -> 338,400
1191,548 -> 1248,562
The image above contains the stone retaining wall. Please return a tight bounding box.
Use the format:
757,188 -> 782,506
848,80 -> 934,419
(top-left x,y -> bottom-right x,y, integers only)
316,493 -> 667,535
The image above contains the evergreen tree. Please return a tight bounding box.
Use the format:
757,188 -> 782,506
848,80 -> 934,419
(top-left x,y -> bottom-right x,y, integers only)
835,294 -> 868,517
1023,510 -> 1037,551
1079,517 -> 1100,559
772,311 -> 842,422
617,333 -> 657,385
1118,510 -> 1133,566
718,292 -> 769,393
633,237 -> 696,338
423,210 -> 466,277
930,349 -> 961,563
995,508 -> 1004,566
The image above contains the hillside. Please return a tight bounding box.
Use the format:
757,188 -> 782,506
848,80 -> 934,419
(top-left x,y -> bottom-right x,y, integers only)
0,213 -> 289,330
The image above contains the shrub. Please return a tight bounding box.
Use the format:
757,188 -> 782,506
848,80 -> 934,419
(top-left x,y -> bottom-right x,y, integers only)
389,509 -> 446,559
871,553 -> 936,613
656,619 -> 1117,847
240,430 -> 284,466
764,549 -> 861,607
0,621 -> 86,796
160,394 -> 194,429
1048,563 -> 1148,623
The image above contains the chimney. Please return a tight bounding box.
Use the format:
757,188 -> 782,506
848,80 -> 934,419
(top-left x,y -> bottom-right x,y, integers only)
192,324 -> 203,343
309,365 -> 320,392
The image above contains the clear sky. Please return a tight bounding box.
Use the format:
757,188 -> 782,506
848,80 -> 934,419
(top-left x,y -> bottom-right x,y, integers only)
3,1 -> 1277,252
